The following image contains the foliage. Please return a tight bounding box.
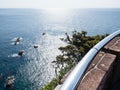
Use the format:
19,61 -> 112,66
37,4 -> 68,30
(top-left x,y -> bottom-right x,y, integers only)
40,65 -> 73,90
56,30 -> 108,65
40,30 -> 109,90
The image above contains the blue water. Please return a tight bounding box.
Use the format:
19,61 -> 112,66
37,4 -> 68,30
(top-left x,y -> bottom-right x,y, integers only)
0,8 -> 120,90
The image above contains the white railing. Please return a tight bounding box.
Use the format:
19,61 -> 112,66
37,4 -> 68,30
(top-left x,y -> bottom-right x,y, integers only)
60,30 -> 120,90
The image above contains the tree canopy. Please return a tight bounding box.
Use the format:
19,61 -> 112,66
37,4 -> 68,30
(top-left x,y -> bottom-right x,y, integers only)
53,30 -> 108,72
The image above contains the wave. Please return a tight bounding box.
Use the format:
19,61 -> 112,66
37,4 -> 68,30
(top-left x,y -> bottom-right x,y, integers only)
11,37 -> 23,42
8,53 -> 19,58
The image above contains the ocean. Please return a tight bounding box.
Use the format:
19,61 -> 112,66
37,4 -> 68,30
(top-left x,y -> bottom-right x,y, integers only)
0,8 -> 120,90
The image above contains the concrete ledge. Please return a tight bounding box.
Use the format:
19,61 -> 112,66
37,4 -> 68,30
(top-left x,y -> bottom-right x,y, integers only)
77,68 -> 105,90
98,53 -> 116,71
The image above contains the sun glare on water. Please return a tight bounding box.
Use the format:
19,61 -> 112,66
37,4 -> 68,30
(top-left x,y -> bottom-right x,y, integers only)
45,8 -> 68,15
44,8 -> 71,22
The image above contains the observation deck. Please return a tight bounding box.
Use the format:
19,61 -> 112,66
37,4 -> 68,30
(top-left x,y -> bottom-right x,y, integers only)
77,36 -> 120,90
55,30 -> 120,90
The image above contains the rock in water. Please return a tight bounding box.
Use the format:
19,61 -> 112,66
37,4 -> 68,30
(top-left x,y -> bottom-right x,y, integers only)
18,50 -> 24,56
34,45 -> 39,48
5,76 -> 15,88
42,33 -> 46,35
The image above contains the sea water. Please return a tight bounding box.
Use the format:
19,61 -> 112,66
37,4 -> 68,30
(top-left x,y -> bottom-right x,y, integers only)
0,8 -> 120,90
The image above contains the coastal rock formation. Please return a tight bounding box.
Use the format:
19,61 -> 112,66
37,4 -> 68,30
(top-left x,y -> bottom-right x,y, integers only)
5,76 -> 15,88
18,50 -> 24,56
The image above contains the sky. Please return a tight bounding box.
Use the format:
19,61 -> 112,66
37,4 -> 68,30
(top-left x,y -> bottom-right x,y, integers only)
0,0 -> 120,8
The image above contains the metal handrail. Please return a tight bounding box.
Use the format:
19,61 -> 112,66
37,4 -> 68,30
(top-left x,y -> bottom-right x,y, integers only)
60,30 -> 120,90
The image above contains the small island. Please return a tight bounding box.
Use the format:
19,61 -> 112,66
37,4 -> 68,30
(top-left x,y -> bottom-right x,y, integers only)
41,30 -> 109,90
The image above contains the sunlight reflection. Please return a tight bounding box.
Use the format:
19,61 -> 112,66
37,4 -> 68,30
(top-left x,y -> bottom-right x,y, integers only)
44,8 -> 71,22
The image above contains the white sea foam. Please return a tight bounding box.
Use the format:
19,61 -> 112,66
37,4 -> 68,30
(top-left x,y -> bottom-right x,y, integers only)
8,53 -> 19,58
11,42 -> 20,45
11,37 -> 23,45
11,37 -> 23,42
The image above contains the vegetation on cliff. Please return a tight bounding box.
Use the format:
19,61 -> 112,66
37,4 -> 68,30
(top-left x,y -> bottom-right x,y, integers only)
41,30 -> 108,90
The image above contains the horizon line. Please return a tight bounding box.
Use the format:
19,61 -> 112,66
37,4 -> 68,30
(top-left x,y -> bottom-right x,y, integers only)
0,7 -> 120,9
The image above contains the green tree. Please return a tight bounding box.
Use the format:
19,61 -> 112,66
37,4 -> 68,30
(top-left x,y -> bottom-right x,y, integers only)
41,30 -> 108,90
81,30 -> 87,37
